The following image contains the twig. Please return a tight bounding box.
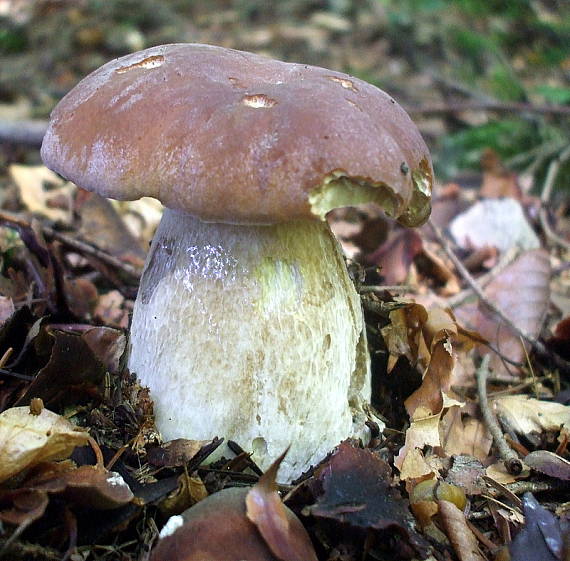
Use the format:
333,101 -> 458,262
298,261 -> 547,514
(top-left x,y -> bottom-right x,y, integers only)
406,101 -> 570,116
0,119 -> 48,147
539,145 -> 570,252
359,284 -> 416,294
0,210 -> 142,280
476,356 -> 523,475
428,218 -> 570,374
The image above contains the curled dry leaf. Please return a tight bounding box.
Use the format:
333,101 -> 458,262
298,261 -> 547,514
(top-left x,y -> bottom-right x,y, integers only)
395,407 -> 441,480
524,450 -> 570,481
441,407 -> 493,462
75,189 -> 146,270
246,449 -> 317,561
493,396 -> 570,435
438,500 -> 486,561
0,406 -> 89,483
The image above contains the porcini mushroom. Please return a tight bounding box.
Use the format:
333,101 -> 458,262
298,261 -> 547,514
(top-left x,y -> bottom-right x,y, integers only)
41,44 -> 433,481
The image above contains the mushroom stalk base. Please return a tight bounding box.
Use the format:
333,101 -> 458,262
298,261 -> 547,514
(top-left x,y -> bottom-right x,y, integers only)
129,209 -> 371,481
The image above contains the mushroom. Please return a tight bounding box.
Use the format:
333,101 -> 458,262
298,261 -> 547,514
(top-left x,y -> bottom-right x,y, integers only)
41,44 -> 433,481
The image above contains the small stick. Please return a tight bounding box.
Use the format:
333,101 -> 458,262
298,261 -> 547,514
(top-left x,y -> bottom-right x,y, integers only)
476,355 -> 523,475
538,145 -> 570,252
359,285 -> 416,293
0,210 -> 142,280
0,119 -> 48,147
428,218 -> 570,374
88,436 -> 105,468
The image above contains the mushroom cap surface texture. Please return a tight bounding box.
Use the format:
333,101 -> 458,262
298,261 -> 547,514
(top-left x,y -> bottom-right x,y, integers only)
41,43 -> 432,226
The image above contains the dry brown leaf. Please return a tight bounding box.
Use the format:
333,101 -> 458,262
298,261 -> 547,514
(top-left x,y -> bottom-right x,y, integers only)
493,396 -> 570,435
524,450 -> 570,480
381,303 -> 428,373
159,472 -> 208,516
0,406 -> 89,483
438,500 -> 486,561
485,462 -> 525,485
366,228 -> 423,285
405,307 -> 476,417
9,164 -> 74,223
61,465 -> 134,510
455,250 -> 551,378
147,439 -> 210,468
246,449 -> 318,561
395,407 -> 441,480
441,407 -> 493,461
75,190 -> 146,269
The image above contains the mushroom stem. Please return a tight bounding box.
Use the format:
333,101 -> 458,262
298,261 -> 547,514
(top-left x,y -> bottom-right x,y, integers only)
128,208 -> 370,481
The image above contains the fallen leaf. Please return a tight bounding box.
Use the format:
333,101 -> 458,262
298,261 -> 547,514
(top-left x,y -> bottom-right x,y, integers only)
75,190 -> 146,269
82,326 -> 126,373
524,450 -> 570,481
9,164 -> 74,223
450,198 -> 539,253
0,406 -> 89,483
159,472 -> 208,516
16,329 -> 107,407
147,439 -> 210,468
438,500 -> 486,561
247,449 -> 317,561
395,408 -> 441,480
493,395 -> 570,434
455,250 -> 551,377
366,228 -> 423,285
510,493 -> 564,561
441,407 -> 493,462
307,442 -> 425,557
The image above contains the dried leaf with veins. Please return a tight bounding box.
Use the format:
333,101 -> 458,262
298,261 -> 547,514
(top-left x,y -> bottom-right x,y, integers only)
0,406 -> 89,483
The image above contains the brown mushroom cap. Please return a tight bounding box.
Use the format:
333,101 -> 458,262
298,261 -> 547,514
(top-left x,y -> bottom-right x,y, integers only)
41,43 -> 432,226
